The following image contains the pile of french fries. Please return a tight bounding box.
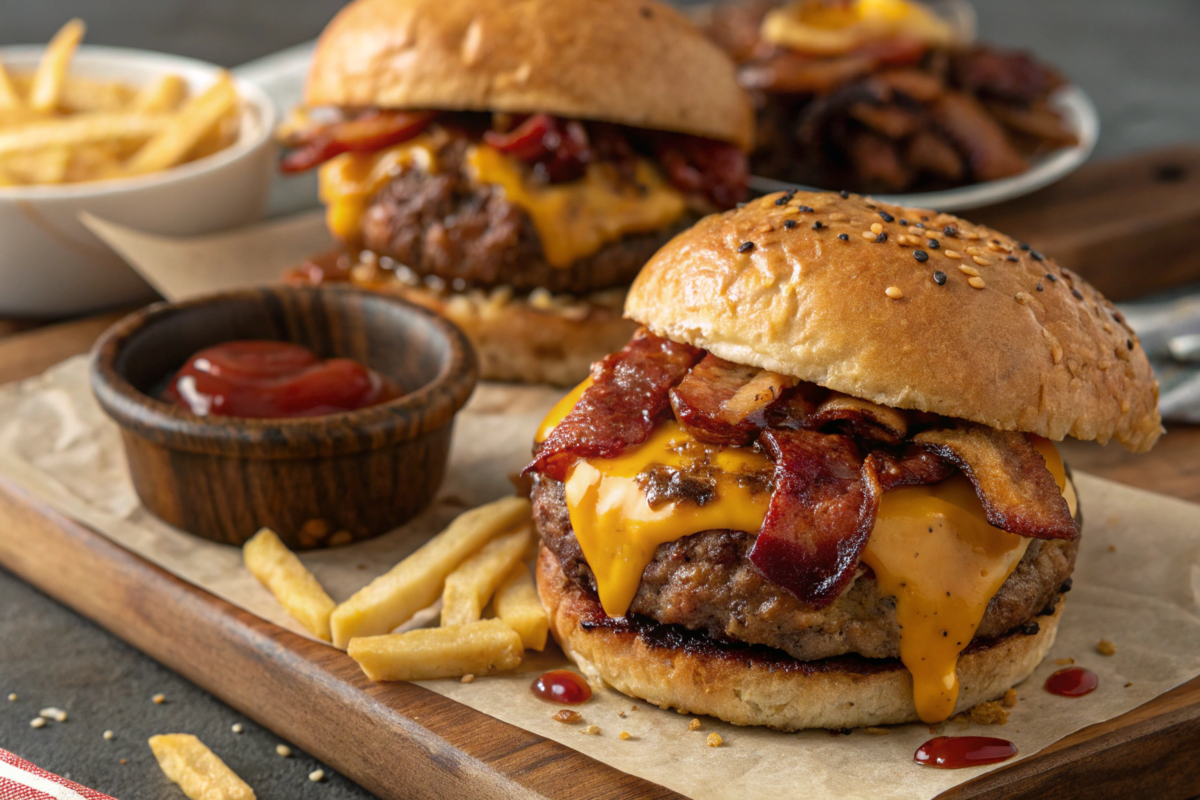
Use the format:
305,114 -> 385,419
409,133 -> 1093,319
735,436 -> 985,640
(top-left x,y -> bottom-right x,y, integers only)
0,19 -> 241,187
244,496 -> 550,682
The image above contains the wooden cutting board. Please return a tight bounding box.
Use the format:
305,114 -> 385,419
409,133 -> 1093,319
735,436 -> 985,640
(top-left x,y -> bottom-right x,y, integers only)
1,147 -> 1200,800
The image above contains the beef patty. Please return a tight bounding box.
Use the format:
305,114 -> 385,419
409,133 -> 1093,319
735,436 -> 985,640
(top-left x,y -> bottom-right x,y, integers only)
532,475 -> 1077,662
359,139 -> 695,294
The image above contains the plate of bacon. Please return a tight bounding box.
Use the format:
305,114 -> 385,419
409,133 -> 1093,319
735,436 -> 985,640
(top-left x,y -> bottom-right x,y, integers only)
702,0 -> 1099,211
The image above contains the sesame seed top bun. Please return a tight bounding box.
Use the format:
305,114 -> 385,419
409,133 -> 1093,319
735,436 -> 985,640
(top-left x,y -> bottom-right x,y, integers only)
625,191 -> 1162,452
305,0 -> 755,151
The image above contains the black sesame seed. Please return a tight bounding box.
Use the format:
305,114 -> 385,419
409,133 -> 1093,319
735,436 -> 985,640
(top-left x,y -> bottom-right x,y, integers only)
839,190 -> 850,198
942,630 -> 948,637
933,270 -> 947,285
783,219 -> 797,229
1061,578 -> 1073,592
812,221 -> 823,230
914,249 -> 928,262
899,218 -> 908,226
1006,255 -> 1019,262
875,232 -> 887,243
837,233 -> 849,241
738,241 -> 754,253
1127,339 -> 1134,350
879,211 -> 894,222
1019,242 -> 1031,251
915,222 -> 925,228
1046,273 -> 1058,282
775,195 -> 789,205
927,238 -> 939,249
1037,282 -> 1044,291
943,225 -> 958,237
1031,250 -> 1045,261
796,205 -> 814,213
1020,621 -> 1040,636
1072,288 -> 1084,300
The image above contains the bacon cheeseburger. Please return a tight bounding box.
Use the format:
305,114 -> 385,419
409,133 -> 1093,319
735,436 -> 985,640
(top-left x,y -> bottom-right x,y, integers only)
281,0 -> 753,384
526,191 -> 1162,729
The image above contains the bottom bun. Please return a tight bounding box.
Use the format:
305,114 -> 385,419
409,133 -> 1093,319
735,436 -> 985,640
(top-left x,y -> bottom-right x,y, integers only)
537,547 -> 1062,731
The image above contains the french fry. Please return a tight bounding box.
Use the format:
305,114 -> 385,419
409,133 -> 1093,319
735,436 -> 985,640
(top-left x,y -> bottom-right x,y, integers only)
0,63 -> 21,110
30,18 -> 85,112
441,525 -> 532,627
330,496 -> 531,648
495,563 -> 549,651
148,734 -> 256,800
0,112 -> 166,156
243,528 -> 335,641
58,75 -> 137,113
347,619 -> 524,681
132,73 -> 187,113
124,75 -> 237,174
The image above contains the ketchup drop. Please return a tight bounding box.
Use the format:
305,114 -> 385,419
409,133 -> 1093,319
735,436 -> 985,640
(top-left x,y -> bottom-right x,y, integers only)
914,736 -> 1018,769
162,340 -> 402,419
1045,666 -> 1099,697
531,670 -> 592,704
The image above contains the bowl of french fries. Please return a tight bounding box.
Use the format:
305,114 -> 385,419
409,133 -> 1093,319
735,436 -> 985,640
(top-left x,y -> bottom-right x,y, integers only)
0,20 -> 277,318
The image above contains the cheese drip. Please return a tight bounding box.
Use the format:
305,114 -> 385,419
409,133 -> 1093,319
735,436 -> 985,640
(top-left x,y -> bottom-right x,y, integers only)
318,136 -> 439,242
466,145 -> 687,268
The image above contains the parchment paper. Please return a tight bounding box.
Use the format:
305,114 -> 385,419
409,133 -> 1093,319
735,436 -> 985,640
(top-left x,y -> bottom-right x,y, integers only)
2,356 -> 1200,800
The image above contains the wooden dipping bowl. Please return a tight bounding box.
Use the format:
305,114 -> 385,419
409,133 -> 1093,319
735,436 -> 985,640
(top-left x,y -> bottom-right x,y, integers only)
90,285 -> 478,548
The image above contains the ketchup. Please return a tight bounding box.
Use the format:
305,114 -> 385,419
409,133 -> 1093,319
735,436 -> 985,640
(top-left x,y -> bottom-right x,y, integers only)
163,341 -> 402,419
531,670 -> 592,704
1044,666 -> 1099,697
914,736 -> 1018,769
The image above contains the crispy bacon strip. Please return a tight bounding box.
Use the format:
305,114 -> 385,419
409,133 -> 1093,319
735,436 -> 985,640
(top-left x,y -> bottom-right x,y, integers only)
865,445 -> 956,491
808,393 -> 910,444
669,355 -> 795,446
749,429 -> 881,608
913,424 -> 1077,539
932,91 -> 1027,181
525,330 -> 702,482
280,110 -> 437,173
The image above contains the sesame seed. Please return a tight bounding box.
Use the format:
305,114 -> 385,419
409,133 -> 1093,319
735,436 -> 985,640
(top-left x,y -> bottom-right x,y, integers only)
1037,283 -> 1044,291
104,730 -> 114,740
959,265 -> 980,277
837,233 -> 849,241
1127,339 -> 1134,350
966,246 -> 983,256
944,250 -> 961,259
933,271 -> 947,286
870,222 -> 883,234
840,190 -> 850,198
309,769 -> 326,782
1016,292 -> 1030,305
707,732 -> 723,747
968,276 -> 986,289
875,233 -> 888,243
737,241 -> 754,253
797,205 -> 814,213
619,731 -> 632,740
1006,255 -> 1019,262
861,231 -> 875,240
1097,639 -> 1117,656
784,219 -> 797,229
1046,273 -> 1058,282
774,193 -> 792,205
943,225 -> 958,237
276,744 -> 292,757
914,250 -> 929,262
689,718 -> 702,731
1072,288 -> 1084,300
885,286 -> 903,299
1020,242 -> 1031,251
7,693 -> 16,702
1031,251 -> 1045,261
899,218 -> 908,226
812,221 -> 823,230
232,723 -> 244,733
879,211 -> 894,222
40,708 -> 67,722
581,725 -> 601,735
30,717 -> 46,728
461,673 -> 476,684
972,255 -> 992,266
927,239 -> 939,249
152,694 -> 165,704
987,240 -> 1006,252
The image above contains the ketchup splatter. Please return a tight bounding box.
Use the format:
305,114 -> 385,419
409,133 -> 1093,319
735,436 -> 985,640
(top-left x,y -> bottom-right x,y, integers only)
914,736 -> 1018,769
163,341 -> 402,419
1045,666 -> 1099,697
531,670 -> 592,704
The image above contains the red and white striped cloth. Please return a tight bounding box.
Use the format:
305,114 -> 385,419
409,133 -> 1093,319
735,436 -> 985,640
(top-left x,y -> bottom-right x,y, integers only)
0,749 -> 117,800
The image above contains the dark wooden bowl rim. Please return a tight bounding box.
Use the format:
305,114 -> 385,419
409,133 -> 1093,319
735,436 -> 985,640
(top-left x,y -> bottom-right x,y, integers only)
89,286 -> 478,460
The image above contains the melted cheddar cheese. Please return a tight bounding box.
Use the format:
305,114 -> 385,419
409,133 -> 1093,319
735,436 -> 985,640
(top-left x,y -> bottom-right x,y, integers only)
540,383 -> 1075,723
465,146 -> 687,269
318,136 -> 440,242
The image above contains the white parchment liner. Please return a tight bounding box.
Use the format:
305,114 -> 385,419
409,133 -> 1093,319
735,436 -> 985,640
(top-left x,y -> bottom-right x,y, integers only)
1,356 -> 1199,799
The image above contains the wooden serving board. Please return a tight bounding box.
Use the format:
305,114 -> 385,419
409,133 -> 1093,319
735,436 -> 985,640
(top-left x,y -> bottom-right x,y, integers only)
2,147 -> 1200,800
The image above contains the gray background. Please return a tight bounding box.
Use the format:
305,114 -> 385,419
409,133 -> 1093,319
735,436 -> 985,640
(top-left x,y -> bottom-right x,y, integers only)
1,1 -> 1198,799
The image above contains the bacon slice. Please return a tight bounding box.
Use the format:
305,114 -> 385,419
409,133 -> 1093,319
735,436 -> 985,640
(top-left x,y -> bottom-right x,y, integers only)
932,91 -> 1027,182
865,445 -> 956,491
280,110 -> 437,173
525,330 -> 702,482
749,429 -> 881,608
808,393 -> 910,444
913,424 -> 1077,539
669,355 -> 794,446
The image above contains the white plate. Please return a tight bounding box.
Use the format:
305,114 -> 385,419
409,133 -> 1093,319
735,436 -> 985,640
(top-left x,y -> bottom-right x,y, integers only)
749,83 -> 1099,212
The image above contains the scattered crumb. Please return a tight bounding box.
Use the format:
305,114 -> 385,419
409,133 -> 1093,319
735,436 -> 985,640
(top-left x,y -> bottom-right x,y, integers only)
706,732 -> 723,748
29,717 -> 46,729
276,744 -> 292,757
617,711 -> 626,719
39,707 -> 67,722
460,674 -> 476,684
676,708 -> 689,715
7,693 -> 15,702
958,700 -> 1009,725
1003,688 -> 1019,708
1056,658 -> 1075,666
103,730 -> 114,740
580,725 -> 600,735
119,759 -> 127,765
1125,682 -> 1134,688
863,727 -> 889,735
232,723 -> 244,734
630,705 -> 638,712
309,769 -> 326,782
928,725 -> 940,735
618,731 -> 632,741
1107,544 -> 1117,553
553,710 -> 582,724
688,719 -> 702,731
1097,639 -> 1117,656
152,694 -> 166,704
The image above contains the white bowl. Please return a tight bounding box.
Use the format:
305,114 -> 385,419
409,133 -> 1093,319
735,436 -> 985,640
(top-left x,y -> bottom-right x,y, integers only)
0,46 -> 277,318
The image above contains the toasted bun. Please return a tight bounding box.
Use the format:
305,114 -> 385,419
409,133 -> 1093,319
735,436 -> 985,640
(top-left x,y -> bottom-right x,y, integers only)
626,191 -> 1162,452
306,0 -> 754,150
539,547 -> 1061,731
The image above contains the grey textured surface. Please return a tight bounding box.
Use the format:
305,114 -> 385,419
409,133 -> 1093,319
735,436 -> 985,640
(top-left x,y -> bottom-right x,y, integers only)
0,1 -> 1197,799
